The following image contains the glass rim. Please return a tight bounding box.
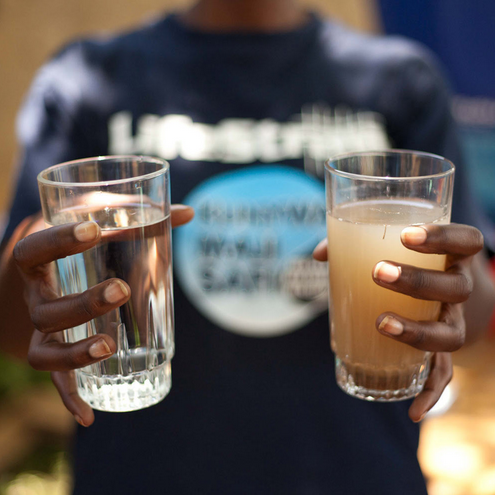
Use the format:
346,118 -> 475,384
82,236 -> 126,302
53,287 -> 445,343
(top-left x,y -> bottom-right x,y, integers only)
325,149 -> 455,181
37,155 -> 169,188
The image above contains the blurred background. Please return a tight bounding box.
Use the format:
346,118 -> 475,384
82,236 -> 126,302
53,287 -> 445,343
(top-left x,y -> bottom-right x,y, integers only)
0,0 -> 494,494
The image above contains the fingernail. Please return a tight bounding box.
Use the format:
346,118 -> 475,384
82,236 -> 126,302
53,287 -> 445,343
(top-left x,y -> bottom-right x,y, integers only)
89,339 -> 112,359
373,262 -> 401,283
314,239 -> 327,251
415,412 -> 427,423
401,226 -> 427,246
74,415 -> 88,427
378,316 -> 404,336
74,221 -> 99,242
104,281 -> 129,303
413,411 -> 429,423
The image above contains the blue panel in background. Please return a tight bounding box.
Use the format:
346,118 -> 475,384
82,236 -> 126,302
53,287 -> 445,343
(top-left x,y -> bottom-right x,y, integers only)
378,0 -> 495,222
379,0 -> 495,96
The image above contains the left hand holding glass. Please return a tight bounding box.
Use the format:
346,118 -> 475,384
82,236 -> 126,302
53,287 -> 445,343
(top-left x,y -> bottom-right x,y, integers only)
313,222 -> 484,421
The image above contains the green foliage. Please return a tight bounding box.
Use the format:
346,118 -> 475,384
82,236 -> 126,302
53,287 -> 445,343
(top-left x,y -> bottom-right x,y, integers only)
0,353 -> 50,399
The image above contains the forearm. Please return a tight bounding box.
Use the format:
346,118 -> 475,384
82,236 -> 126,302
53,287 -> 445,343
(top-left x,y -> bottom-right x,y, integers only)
463,251 -> 495,344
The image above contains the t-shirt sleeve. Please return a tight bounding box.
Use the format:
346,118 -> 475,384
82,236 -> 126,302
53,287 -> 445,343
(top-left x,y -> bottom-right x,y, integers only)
3,48 -> 93,242
392,46 -> 493,237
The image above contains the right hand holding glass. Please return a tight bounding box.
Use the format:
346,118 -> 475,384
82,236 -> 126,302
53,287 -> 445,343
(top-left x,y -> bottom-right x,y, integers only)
13,204 -> 194,427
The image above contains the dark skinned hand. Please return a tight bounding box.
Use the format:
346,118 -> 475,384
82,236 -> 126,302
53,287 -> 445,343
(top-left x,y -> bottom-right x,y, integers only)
13,204 -> 194,427
313,223 -> 484,422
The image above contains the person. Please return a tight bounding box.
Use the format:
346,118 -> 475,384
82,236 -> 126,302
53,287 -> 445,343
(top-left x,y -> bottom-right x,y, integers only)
1,0 -> 494,493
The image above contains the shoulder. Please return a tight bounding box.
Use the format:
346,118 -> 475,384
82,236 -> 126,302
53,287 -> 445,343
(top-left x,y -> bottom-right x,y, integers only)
18,16 -> 170,134
25,14 -> 170,103
319,20 -> 433,70
314,18 -> 453,125
318,20 -> 447,95
16,18 -> 163,146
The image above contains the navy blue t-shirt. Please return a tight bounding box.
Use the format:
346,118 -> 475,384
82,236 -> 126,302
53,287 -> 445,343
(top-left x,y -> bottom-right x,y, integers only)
6,12 -> 478,495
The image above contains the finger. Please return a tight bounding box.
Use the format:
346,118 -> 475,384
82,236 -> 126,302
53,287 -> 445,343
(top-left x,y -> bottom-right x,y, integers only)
14,221 -> 101,274
408,353 -> 453,422
171,204 -> 194,228
51,371 -> 95,427
400,224 -> 483,259
372,261 -> 472,303
312,239 -> 328,261
30,279 -> 130,333
98,204 -> 195,244
376,304 -> 465,352
28,333 -> 116,371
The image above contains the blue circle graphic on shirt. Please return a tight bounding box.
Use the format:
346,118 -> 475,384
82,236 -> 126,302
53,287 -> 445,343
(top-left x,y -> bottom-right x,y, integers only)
174,165 -> 328,337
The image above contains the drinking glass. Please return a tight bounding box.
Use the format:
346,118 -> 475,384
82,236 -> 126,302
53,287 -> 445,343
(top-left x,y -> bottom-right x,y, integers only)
325,150 -> 455,401
38,156 -> 173,412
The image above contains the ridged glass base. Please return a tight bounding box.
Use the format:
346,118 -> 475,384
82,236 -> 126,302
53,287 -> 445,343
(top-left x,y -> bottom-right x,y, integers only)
76,361 -> 172,412
335,355 -> 431,402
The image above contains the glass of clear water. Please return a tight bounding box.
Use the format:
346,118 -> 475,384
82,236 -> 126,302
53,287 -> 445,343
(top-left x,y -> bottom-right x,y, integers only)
38,156 -> 173,412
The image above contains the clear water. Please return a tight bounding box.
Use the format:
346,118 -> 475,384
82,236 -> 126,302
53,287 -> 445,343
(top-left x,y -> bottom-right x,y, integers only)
49,204 -> 173,412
